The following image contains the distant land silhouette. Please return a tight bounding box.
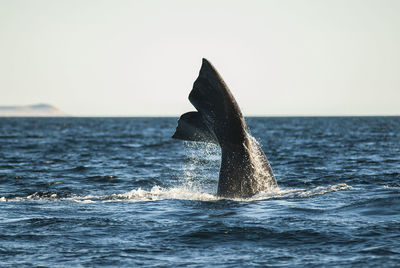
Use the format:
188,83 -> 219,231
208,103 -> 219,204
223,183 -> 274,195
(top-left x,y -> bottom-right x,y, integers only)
0,104 -> 67,117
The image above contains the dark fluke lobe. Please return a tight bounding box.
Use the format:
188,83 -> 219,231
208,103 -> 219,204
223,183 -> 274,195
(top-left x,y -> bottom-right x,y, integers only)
173,58 -> 277,198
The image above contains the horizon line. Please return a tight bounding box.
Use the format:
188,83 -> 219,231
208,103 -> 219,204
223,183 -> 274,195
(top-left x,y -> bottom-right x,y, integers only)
1,114 -> 399,118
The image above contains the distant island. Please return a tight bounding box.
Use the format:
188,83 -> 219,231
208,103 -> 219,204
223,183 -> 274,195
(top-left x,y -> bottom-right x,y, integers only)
0,104 -> 68,117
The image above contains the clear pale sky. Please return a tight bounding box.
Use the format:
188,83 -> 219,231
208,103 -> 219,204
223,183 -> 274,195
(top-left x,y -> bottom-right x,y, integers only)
1,0 -> 399,116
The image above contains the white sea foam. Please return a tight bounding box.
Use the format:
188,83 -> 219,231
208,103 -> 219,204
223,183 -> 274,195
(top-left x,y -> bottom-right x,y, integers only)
113,185 -> 218,202
0,183 -> 351,203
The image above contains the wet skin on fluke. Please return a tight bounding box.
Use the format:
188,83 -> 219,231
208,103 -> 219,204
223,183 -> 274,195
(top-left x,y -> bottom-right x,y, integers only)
173,58 -> 278,198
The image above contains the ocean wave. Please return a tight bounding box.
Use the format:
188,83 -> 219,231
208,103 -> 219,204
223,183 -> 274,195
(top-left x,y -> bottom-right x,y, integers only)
0,183 -> 351,203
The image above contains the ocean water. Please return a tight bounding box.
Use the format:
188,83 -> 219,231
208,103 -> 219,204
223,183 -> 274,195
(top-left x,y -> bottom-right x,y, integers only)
0,117 -> 399,267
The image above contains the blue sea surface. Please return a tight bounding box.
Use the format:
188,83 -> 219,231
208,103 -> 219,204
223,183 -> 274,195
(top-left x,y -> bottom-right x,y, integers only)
0,117 -> 399,267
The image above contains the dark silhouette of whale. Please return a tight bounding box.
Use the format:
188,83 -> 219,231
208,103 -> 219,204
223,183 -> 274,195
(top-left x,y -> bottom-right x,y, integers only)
172,58 -> 277,198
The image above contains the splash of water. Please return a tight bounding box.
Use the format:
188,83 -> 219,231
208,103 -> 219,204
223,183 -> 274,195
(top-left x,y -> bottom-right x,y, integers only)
181,141 -> 220,193
246,135 -> 278,193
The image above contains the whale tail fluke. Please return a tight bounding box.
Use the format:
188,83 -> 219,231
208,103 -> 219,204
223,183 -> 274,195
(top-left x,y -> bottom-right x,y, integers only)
172,111 -> 217,144
172,58 -> 278,198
